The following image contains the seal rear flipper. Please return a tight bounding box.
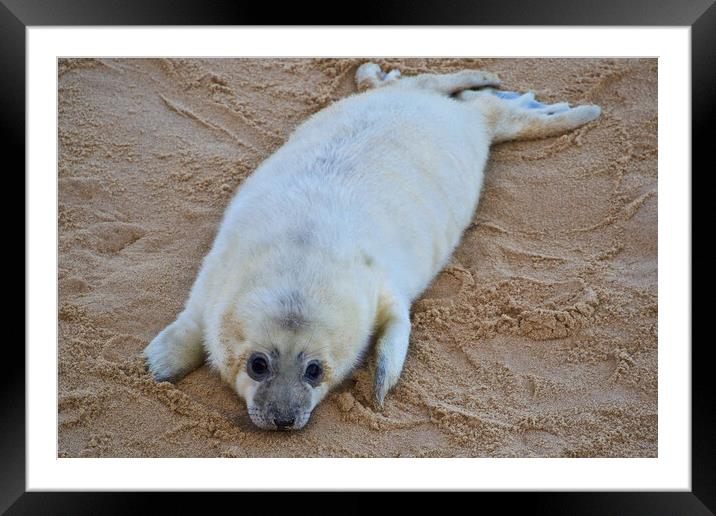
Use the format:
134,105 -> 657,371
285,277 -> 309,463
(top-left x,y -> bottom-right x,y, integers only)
457,88 -> 601,143
355,62 -> 500,95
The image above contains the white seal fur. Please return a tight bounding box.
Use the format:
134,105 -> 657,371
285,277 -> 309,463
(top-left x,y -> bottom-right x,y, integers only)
143,63 -> 601,430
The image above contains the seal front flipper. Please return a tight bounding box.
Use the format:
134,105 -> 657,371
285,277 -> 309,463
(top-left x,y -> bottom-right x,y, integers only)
143,310 -> 205,382
371,288 -> 411,409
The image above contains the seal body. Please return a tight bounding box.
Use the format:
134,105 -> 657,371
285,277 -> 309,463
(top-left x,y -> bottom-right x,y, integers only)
144,63 -> 601,430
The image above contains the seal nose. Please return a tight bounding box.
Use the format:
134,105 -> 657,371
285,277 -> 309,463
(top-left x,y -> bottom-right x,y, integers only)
274,417 -> 295,430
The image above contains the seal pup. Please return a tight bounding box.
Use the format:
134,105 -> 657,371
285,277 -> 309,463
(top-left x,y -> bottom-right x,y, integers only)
143,62 -> 601,430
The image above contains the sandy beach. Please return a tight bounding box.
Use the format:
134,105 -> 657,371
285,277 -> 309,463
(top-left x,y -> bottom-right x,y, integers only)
58,58 -> 657,457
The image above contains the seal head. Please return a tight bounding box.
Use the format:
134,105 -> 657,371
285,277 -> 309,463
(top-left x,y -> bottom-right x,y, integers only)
245,348 -> 323,430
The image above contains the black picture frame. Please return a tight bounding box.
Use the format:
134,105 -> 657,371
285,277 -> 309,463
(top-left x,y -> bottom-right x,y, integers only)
6,0 -> 709,512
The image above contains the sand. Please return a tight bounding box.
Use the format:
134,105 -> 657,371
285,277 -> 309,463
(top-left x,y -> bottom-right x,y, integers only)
58,58 -> 657,458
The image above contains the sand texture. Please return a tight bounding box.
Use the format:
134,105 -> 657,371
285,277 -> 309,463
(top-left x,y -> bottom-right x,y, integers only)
58,58 -> 657,457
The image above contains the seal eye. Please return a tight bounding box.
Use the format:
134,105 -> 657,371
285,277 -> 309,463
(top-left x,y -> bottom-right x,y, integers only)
304,361 -> 322,385
247,352 -> 270,381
